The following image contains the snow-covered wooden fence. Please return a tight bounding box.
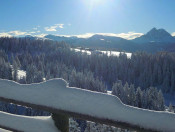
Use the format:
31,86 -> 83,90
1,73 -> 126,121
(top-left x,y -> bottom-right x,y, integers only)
0,78 -> 175,132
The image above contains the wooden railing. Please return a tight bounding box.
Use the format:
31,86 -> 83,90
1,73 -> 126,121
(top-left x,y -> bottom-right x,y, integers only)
0,79 -> 175,132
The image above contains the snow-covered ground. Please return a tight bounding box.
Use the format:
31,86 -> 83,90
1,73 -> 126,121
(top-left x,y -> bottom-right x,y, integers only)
71,48 -> 132,58
17,69 -> 26,79
107,90 -> 112,95
0,111 -> 59,132
100,50 -> 132,58
72,48 -> 91,55
0,78 -> 175,132
10,65 -> 26,80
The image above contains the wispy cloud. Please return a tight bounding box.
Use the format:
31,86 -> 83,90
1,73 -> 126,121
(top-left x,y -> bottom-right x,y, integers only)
0,30 -> 39,37
114,32 -> 144,40
74,33 -> 95,38
45,24 -> 64,31
9,31 -> 27,36
45,26 -> 57,31
57,24 -> 64,28
34,34 -> 47,38
28,31 -> 36,34
66,32 -> 143,40
172,32 -> 175,36
0,31 -> 27,37
33,27 -> 38,30
0,29 -> 143,40
0,32 -> 12,37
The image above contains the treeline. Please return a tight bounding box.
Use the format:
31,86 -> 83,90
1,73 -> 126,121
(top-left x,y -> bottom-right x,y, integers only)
0,37 -> 175,94
0,50 -> 12,80
112,81 -> 165,111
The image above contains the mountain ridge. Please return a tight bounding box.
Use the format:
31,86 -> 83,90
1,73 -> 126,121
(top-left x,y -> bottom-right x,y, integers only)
132,28 -> 175,44
24,28 -> 175,53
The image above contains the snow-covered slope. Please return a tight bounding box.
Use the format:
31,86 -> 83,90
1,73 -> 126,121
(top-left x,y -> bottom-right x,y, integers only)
0,79 -> 175,132
0,111 -> 59,132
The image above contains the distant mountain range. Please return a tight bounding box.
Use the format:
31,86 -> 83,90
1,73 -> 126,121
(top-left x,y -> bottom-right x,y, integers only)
26,28 -> 175,53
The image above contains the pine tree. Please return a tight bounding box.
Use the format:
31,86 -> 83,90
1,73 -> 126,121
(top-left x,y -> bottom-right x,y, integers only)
135,87 -> 142,108
170,72 -> 175,94
169,103 -> 174,113
112,80 -> 124,100
128,84 -> 136,106
157,90 -> 165,111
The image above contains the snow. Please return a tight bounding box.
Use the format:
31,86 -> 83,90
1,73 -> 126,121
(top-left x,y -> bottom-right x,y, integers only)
17,69 -> 26,79
71,48 -> 132,58
71,48 -> 91,55
10,65 -> 26,80
0,111 -> 59,132
0,78 -> 175,132
81,50 -> 91,55
107,90 -> 112,94
100,50 -> 132,58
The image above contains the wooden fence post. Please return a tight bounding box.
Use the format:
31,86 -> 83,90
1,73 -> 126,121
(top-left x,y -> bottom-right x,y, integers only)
52,112 -> 69,132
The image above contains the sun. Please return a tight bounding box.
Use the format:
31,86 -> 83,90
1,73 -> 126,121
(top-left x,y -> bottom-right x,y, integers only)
89,0 -> 104,5
82,0 -> 108,13
84,0 -> 104,7
90,0 -> 101,4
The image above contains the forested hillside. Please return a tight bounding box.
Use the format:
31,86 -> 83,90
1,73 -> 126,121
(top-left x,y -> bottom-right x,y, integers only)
0,37 -> 175,99
0,37 -> 174,131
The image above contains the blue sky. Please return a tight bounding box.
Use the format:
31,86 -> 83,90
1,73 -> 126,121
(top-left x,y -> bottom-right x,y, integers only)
0,0 -> 175,39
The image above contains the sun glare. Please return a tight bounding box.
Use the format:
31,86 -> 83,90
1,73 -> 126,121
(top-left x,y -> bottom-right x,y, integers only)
90,0 -> 101,4
84,0 -> 104,7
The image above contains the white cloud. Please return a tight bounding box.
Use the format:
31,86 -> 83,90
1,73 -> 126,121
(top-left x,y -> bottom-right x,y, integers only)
172,32 -> 175,36
0,31 -> 28,37
58,24 -> 64,28
0,30 -> 40,37
45,24 -> 64,32
45,26 -> 57,31
74,33 -> 95,38
0,32 -> 12,37
33,27 -> 38,30
114,32 -> 144,40
8,31 -> 27,36
29,31 -> 36,34
34,34 -> 47,38
44,26 -> 57,32
0,29 -> 143,40
65,32 -> 143,40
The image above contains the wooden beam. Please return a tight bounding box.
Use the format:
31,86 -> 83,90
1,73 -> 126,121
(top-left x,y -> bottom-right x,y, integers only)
0,97 -> 157,132
1,79 -> 172,132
